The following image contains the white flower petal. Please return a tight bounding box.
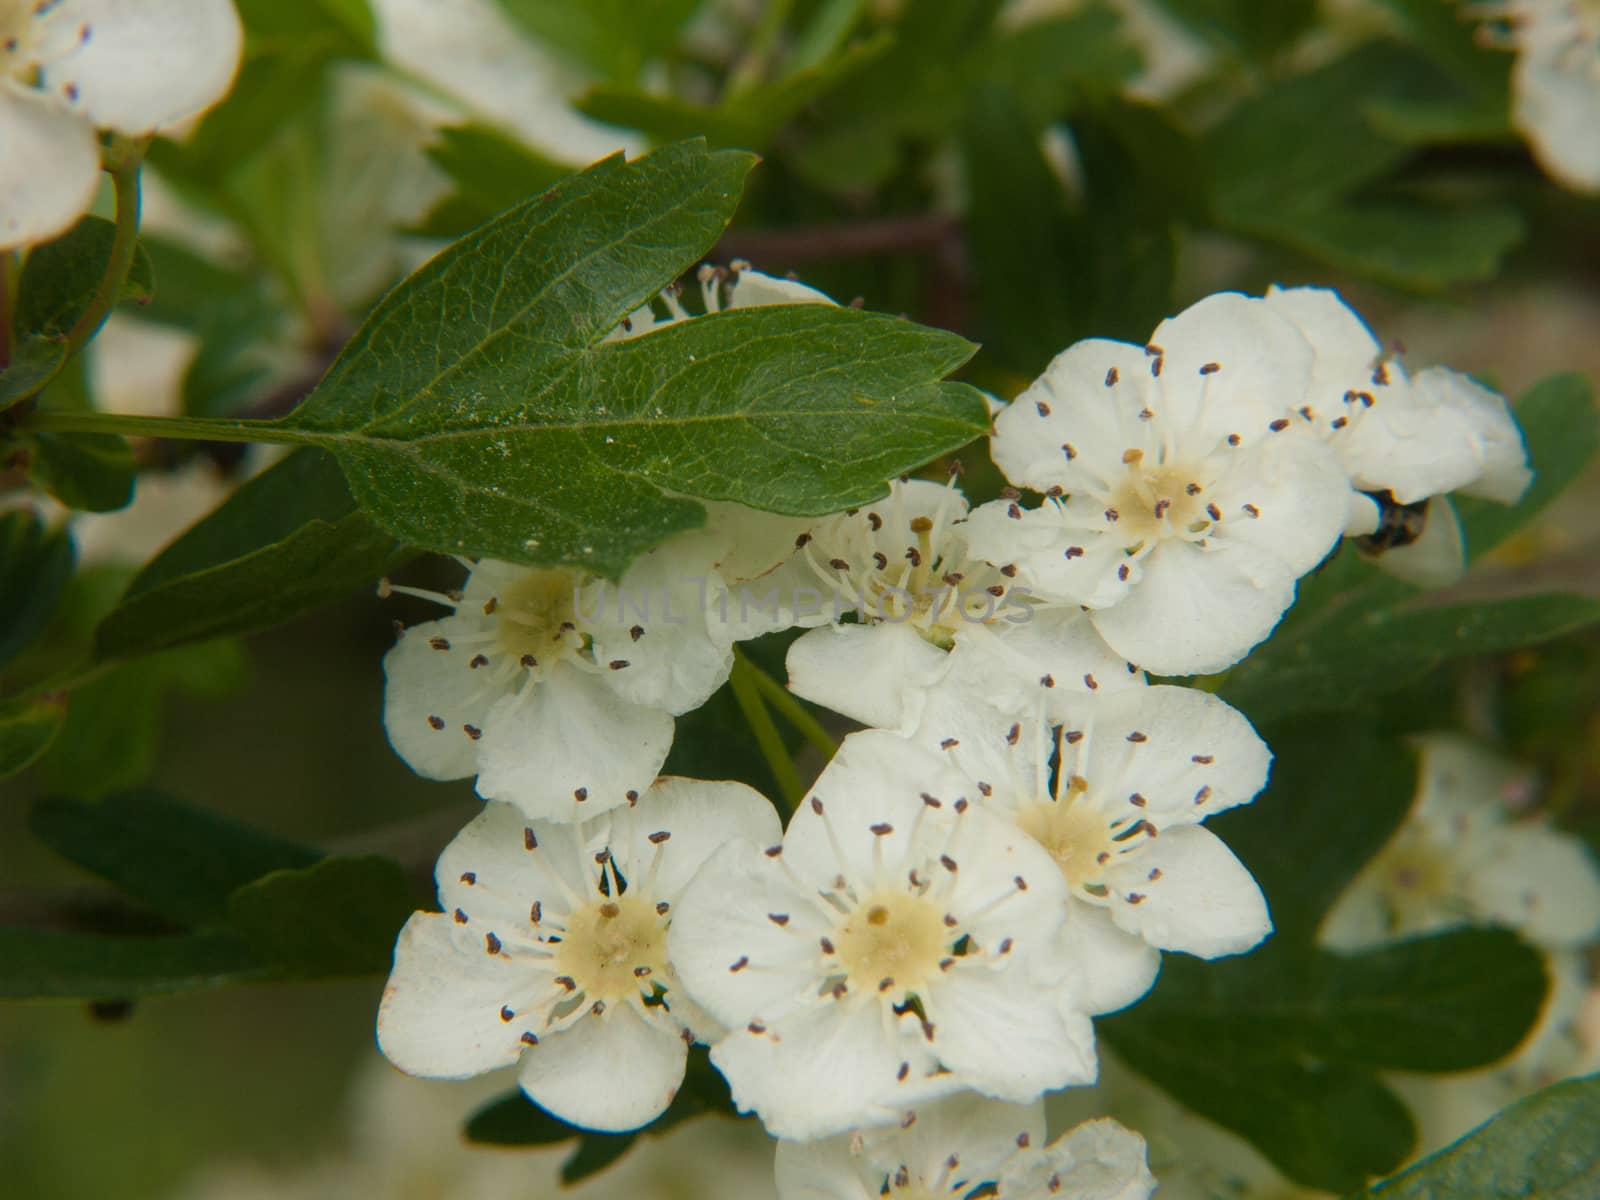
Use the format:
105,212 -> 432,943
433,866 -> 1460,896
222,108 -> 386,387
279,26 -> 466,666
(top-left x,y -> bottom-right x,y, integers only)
1262,284 -> 1381,365
1054,905 -> 1160,1016
779,730 -> 986,893
42,0 -> 243,133
1004,1118 -> 1156,1200
773,1136 -> 878,1200
1345,490 -> 1382,537
991,340 -> 1154,489
377,912 -> 530,1078
581,546 -> 734,714
1101,824 -> 1271,958
668,843 -> 820,1029
1087,539 -> 1297,676
1470,824 -> 1600,948
962,500 -> 1134,609
0,84 -> 100,250
1412,367 -> 1533,504
516,1001 -> 687,1132
921,965 -> 1098,1099
711,1001 -> 956,1140
1146,292 -> 1314,441
1208,435 -> 1353,576
476,663 -> 673,821
612,777 -> 782,903
776,1094 -> 1045,1200
1052,684 -> 1271,825
786,622 -> 949,731
432,801 -> 592,927
381,618 -> 492,782
728,268 -> 837,308
979,604 -> 1142,702
1514,30 -> 1600,192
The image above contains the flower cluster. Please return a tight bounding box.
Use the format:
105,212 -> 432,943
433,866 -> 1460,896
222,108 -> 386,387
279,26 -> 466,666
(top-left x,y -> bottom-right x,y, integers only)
375,279 -> 1533,1194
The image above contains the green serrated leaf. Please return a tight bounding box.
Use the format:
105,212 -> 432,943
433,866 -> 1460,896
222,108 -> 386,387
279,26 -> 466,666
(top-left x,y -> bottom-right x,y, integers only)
1356,1073 -> 1600,1199
28,432 -> 135,513
28,791 -> 321,930
227,856 -> 420,977
0,508 -> 74,670
276,141 -> 988,577
0,694 -> 67,780
0,928 -> 267,1000
93,450 -> 412,661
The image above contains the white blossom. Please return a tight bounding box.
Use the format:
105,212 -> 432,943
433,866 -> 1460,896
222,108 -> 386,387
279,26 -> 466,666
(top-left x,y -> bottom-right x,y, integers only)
972,292 -> 1360,676
1320,734 -> 1600,951
916,680 -> 1273,977
670,730 -> 1107,1140
752,478 -> 1138,732
1483,1 -> 1600,192
378,780 -> 781,1133
368,0 -> 638,166
0,0 -> 243,249
381,539 -> 733,822
1261,285 -> 1531,514
775,1093 -> 1154,1200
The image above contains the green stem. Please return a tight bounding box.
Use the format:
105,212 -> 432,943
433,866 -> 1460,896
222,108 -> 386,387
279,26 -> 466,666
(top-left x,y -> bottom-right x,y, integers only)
60,153 -> 143,357
735,646 -> 838,759
728,655 -> 807,812
24,407 -> 313,446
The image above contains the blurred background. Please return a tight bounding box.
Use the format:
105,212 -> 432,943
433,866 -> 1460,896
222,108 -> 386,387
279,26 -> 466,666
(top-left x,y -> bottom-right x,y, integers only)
5,0 -> 1600,1196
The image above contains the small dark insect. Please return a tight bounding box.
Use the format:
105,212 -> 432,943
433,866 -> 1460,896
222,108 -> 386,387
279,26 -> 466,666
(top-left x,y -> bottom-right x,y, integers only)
1355,490 -> 1429,554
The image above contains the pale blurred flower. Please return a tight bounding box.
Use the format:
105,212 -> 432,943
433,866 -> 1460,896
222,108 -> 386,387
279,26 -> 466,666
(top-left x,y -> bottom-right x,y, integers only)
368,0 -> 639,165
1320,734 -> 1600,951
1486,1 -> 1600,192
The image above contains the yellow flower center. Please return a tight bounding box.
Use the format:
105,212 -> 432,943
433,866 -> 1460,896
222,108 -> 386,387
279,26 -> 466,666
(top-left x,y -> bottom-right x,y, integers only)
552,895 -> 669,1001
494,567 -> 584,662
834,890 -> 947,993
1107,455 -> 1211,545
